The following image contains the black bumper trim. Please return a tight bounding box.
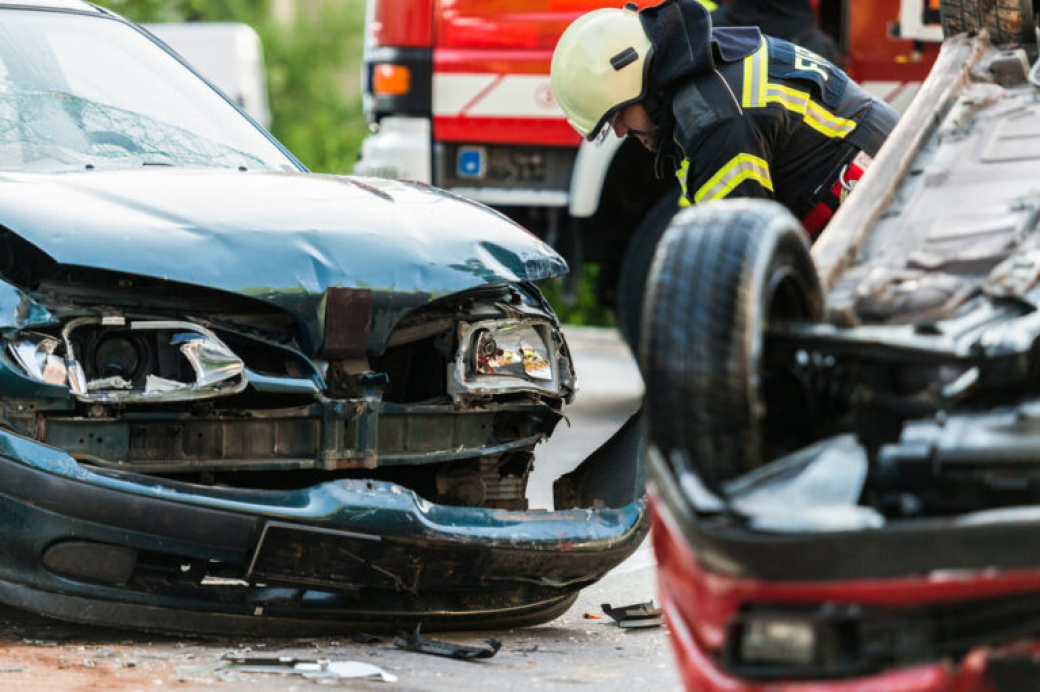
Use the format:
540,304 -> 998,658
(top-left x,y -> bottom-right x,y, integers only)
0,454 -> 258,551
0,576 -> 578,635
649,446 -> 1040,581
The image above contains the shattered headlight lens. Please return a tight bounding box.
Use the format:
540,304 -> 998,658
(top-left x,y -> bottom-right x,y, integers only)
8,334 -> 68,386
6,319 -> 248,403
450,319 -> 572,401
472,325 -> 553,381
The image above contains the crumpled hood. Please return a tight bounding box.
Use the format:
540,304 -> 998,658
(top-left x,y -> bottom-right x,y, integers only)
0,169 -> 567,353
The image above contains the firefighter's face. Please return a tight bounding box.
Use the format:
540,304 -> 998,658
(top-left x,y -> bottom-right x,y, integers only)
610,103 -> 659,151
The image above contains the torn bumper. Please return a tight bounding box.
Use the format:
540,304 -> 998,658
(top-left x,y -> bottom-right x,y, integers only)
0,425 -> 647,635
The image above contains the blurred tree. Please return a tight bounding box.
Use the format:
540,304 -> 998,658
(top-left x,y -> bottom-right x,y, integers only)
101,0 -> 266,24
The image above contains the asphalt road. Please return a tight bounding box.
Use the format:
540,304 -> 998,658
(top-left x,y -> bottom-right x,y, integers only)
0,326 -> 681,692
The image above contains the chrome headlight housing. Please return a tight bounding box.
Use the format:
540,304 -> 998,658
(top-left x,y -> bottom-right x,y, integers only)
448,318 -> 575,402
6,318 -> 247,403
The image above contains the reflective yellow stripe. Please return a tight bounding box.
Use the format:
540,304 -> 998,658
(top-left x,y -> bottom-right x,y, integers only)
741,38 -> 857,140
741,40 -> 767,109
675,159 -> 692,208
694,154 -> 773,204
803,99 -> 857,138
765,82 -> 809,113
696,0 -> 718,10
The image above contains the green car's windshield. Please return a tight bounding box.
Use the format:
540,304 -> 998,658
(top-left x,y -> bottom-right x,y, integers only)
0,10 -> 298,173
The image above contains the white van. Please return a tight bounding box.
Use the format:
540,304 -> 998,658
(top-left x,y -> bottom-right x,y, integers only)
145,22 -> 272,129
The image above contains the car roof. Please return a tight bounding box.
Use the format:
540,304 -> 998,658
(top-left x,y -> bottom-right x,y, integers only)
0,0 -> 101,12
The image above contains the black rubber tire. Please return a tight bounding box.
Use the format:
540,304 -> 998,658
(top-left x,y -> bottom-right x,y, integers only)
616,189 -> 682,349
639,199 -> 824,496
940,0 -> 1037,44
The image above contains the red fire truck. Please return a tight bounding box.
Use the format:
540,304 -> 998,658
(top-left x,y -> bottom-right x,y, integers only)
355,0 -> 942,335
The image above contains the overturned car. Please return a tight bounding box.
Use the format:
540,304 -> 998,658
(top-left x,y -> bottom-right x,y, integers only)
642,2 -> 1040,689
0,1 -> 645,634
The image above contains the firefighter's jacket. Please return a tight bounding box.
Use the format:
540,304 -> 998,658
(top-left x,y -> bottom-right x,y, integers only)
640,0 -> 898,217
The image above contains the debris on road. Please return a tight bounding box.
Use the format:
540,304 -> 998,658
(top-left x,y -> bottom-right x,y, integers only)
583,612 -> 603,620
221,654 -> 398,682
351,633 -> 384,644
601,602 -> 663,629
393,624 -> 502,660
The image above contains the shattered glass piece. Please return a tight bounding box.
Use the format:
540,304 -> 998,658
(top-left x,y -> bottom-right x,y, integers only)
66,360 -> 87,395
86,375 -> 132,391
393,624 -> 502,659
172,333 -> 244,386
144,375 -> 188,393
322,661 -> 397,681
8,336 -> 67,386
40,354 -> 67,385
472,325 -> 552,381
222,654 -> 397,682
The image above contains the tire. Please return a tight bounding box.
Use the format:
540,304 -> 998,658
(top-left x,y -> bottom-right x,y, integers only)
940,0 -> 1037,44
616,189 -> 681,349
639,199 -> 824,496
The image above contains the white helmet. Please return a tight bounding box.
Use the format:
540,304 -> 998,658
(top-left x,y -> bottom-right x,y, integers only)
551,4 -> 653,141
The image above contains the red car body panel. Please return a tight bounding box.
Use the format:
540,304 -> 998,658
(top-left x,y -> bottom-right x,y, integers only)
650,492 -> 1037,692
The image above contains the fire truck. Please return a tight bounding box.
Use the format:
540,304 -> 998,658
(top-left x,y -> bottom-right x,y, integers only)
354,0 -> 943,337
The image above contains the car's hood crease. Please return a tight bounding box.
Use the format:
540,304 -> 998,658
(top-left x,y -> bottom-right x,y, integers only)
0,170 -> 568,353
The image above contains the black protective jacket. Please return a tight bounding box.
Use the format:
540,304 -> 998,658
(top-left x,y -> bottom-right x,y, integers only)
639,0 -> 897,218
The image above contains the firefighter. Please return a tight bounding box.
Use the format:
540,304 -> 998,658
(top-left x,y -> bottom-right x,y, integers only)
550,0 -> 897,238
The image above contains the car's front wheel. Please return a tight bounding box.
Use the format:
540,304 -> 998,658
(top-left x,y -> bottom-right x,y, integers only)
639,199 -> 824,496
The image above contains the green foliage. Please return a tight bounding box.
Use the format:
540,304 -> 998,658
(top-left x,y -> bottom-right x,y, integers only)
260,2 -> 368,174
96,0 -> 367,174
100,0 -> 266,27
540,265 -> 615,327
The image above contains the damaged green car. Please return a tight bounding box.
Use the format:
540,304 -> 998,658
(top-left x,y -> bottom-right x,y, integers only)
0,0 -> 645,634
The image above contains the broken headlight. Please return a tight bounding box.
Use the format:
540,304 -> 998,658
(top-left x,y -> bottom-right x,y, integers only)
449,319 -> 570,400
8,334 -> 68,386
7,318 -> 248,403
473,325 -> 553,381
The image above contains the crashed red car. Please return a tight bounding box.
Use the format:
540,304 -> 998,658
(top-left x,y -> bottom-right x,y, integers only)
641,1 -> 1040,689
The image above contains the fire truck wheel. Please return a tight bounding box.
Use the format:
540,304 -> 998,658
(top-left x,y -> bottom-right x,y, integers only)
940,0 -> 1037,44
639,199 -> 824,496
616,188 -> 681,349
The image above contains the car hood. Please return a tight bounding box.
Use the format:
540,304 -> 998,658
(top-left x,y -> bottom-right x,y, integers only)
0,170 -> 567,354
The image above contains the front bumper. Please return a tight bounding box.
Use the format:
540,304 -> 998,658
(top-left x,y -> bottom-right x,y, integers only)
650,492 -> 1040,691
647,444 -> 1040,690
0,421 -> 647,635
